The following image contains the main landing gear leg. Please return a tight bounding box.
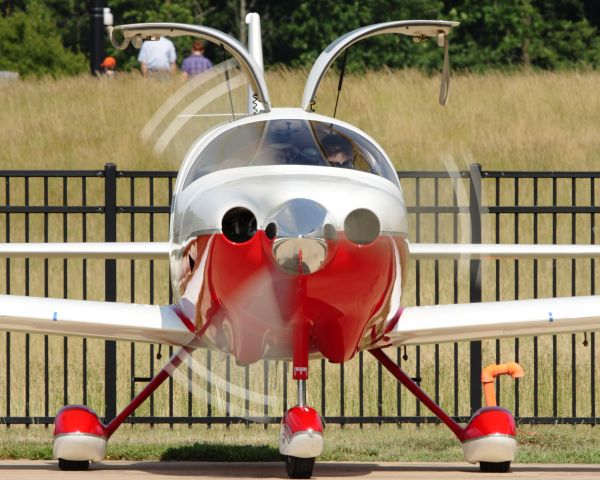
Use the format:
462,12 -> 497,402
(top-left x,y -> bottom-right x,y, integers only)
53,346 -> 195,471
369,348 -> 516,473
280,322 -> 323,479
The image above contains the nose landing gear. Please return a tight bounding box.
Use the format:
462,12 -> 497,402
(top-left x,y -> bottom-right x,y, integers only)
280,323 -> 323,479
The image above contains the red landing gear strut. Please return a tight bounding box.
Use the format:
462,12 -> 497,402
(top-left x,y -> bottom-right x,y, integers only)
370,348 -> 516,474
53,346 -> 195,471
279,322 -> 324,479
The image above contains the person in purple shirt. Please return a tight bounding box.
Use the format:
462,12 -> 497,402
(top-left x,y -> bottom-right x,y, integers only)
181,40 -> 213,79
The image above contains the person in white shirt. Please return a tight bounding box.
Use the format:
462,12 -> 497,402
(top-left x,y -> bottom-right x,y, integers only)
138,37 -> 177,77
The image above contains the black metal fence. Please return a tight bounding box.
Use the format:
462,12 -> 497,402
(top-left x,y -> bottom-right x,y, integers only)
0,164 -> 598,426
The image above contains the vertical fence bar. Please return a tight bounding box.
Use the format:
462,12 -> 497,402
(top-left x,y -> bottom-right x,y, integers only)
206,350 -> 212,427
62,177 -> 69,407
320,359 -> 326,417
225,355 -> 230,427
495,176 -> 501,405
396,347 -> 402,422
82,176 -> 88,406
187,356 -> 193,427
358,351 -> 364,426
514,177 -> 520,417
129,178 -> 136,412
339,363 -> 345,425
533,177 -> 539,417
24,177 -> 30,423
168,177 -> 175,427
434,177 -> 440,406
263,360 -> 269,429
571,177 -> 577,418
591,178 -> 596,418
43,177 -> 49,421
5,177 -> 10,425
149,178 -> 155,421
552,177 -> 558,417
415,177 -> 421,417
104,163 -> 117,422
377,356 -> 383,422
469,164 -> 482,414
283,361 -> 288,413
452,176 -> 459,417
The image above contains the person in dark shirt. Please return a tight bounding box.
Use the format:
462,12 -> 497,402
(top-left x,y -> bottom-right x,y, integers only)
181,40 -> 213,79
321,134 -> 355,168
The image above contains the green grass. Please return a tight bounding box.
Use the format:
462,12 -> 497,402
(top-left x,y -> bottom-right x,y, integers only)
2,424 -> 600,463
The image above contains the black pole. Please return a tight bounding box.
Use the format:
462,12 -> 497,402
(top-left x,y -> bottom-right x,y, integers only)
104,163 -> 117,422
469,163 -> 483,414
90,0 -> 105,75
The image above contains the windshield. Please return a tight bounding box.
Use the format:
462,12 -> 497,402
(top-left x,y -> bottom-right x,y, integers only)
183,119 -> 398,188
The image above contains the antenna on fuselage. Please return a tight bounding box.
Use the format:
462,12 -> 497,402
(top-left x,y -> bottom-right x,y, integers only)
246,13 -> 265,114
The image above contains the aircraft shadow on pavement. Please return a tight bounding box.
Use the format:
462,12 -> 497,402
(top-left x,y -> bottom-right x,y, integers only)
1,460 -> 599,478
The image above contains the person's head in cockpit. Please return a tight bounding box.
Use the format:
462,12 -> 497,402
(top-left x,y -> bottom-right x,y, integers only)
321,134 -> 354,168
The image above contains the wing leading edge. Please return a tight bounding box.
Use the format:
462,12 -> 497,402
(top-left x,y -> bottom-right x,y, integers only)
0,295 -> 195,346
385,295 -> 600,347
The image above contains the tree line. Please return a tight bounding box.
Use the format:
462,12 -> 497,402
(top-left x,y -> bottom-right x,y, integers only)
1,0 -> 599,77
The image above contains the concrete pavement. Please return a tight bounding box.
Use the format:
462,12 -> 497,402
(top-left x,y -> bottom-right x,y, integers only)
0,461 -> 598,479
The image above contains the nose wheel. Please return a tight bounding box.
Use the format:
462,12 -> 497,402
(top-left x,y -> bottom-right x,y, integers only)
480,461 -> 511,473
58,459 -> 89,471
285,456 -> 315,479
280,322 -> 322,479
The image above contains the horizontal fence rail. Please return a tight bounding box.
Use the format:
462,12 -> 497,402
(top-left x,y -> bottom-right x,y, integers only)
0,164 -> 598,427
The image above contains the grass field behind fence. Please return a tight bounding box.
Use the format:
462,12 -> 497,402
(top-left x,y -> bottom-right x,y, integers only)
0,69 -> 599,444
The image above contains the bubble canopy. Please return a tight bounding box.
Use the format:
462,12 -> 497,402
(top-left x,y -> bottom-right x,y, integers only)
182,118 -> 398,188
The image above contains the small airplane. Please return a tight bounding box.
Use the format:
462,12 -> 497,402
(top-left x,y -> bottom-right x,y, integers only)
1,15 -> 600,479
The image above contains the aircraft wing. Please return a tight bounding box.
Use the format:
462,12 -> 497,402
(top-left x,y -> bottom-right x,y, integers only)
0,242 -> 196,345
0,295 -> 195,345
0,242 -> 169,259
384,296 -> 600,347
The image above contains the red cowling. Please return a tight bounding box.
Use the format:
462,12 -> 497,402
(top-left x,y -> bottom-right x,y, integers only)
463,406 -> 516,441
282,406 -> 323,435
54,405 -> 106,438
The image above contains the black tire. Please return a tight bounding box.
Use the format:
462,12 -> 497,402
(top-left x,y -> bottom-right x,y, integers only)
58,458 -> 89,471
480,461 -> 511,473
285,455 -> 315,479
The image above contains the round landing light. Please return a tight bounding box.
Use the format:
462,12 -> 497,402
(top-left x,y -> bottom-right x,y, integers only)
344,209 -> 380,245
222,207 -> 257,243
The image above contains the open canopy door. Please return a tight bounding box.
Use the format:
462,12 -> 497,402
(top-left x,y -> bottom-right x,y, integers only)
301,20 -> 459,111
108,22 -> 271,112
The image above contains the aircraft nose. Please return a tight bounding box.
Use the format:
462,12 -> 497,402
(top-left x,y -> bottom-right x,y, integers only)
268,199 -> 333,275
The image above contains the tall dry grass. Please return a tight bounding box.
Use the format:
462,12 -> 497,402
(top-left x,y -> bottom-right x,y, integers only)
0,70 -> 598,425
1,69 -> 600,171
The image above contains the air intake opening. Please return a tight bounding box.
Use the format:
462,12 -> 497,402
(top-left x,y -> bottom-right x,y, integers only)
344,209 -> 380,245
265,222 -> 277,240
222,207 -> 257,243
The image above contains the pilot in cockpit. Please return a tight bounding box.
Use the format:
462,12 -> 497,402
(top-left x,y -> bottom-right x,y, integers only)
320,133 -> 354,169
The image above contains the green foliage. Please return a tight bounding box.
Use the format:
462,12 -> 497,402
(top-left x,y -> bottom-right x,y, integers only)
446,0 -> 600,70
0,2 -> 87,77
262,0 -> 446,71
0,0 -> 599,76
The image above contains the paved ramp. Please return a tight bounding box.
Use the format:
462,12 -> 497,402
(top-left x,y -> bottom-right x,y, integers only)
0,461 -> 598,479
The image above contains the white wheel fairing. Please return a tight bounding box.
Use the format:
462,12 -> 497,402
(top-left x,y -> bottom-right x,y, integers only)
53,433 -> 107,463
462,434 -> 517,464
279,427 -> 324,458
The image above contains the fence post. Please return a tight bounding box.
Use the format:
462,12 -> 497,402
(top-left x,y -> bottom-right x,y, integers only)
104,163 -> 117,422
469,163 -> 482,414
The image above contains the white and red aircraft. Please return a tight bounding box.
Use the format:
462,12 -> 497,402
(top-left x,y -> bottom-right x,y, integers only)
1,17 -> 600,479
